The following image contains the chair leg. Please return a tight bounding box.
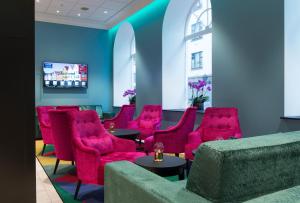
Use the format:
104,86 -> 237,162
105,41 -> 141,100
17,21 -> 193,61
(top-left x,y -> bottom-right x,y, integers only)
53,159 -> 60,174
175,153 -> 179,157
41,144 -> 46,156
74,180 -> 82,200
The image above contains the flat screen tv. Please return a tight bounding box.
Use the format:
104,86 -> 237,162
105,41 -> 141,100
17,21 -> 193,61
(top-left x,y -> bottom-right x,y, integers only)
43,62 -> 88,88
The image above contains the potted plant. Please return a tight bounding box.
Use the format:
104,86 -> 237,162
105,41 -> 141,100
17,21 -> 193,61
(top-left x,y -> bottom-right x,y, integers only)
123,88 -> 136,105
188,79 -> 211,111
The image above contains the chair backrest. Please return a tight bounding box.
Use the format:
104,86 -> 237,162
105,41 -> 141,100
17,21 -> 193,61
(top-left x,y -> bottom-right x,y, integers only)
198,107 -> 242,138
70,110 -> 106,140
56,105 -> 80,111
48,109 -> 75,161
138,105 -> 162,129
104,105 -> 135,129
36,106 -> 55,144
186,131 -> 300,202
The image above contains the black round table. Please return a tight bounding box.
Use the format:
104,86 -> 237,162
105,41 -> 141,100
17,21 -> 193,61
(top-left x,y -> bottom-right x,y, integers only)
109,128 -> 140,140
135,155 -> 186,180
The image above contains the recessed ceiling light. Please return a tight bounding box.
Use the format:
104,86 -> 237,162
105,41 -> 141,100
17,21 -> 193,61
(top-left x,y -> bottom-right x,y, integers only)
36,0 -> 40,3
104,10 -> 108,14
56,10 -> 60,13
77,13 -> 81,17
81,7 -> 89,11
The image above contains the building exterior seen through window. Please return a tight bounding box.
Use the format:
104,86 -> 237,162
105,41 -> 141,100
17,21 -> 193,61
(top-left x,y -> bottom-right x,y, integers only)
185,0 -> 212,109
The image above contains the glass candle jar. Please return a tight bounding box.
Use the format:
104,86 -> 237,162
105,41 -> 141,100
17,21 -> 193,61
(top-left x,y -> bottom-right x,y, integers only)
109,122 -> 115,132
153,142 -> 164,162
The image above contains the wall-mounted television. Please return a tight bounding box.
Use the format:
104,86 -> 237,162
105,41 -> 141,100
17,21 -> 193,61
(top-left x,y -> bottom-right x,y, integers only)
43,62 -> 88,88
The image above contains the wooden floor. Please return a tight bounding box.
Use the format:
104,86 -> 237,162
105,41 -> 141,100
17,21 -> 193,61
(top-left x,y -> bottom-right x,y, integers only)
36,158 -> 62,203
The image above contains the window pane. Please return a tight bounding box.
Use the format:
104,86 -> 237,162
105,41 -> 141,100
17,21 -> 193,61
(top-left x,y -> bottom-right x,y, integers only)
185,0 -> 212,110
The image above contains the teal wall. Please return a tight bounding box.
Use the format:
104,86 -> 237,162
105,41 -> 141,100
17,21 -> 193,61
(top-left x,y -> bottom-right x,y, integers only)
109,0 -> 170,114
35,22 -> 112,111
110,0 -> 300,136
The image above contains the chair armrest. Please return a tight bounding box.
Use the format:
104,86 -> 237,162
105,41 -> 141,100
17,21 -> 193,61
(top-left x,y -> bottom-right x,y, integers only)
73,139 -> 100,184
111,136 -> 136,152
105,161 -> 209,203
167,125 -> 177,130
153,119 -> 162,130
187,131 -> 202,144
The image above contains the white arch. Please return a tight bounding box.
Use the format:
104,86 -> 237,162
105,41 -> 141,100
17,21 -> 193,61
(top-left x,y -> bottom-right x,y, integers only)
162,0 -> 196,110
113,22 -> 135,106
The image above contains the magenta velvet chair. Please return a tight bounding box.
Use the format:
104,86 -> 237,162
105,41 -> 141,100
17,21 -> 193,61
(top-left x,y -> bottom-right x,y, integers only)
36,106 -> 55,155
56,105 -> 80,111
68,110 -> 145,199
144,107 -> 197,155
103,105 -> 135,129
185,107 -> 242,160
127,105 -> 162,141
48,109 -> 77,174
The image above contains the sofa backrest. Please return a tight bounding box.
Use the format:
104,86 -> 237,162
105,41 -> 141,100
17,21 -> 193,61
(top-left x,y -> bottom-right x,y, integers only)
186,131 -> 300,202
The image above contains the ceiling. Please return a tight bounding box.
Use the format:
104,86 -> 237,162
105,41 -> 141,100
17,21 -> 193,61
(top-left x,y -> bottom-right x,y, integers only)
35,0 -> 153,30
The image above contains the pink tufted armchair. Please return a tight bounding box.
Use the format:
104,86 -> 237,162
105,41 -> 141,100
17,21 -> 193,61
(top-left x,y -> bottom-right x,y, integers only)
103,105 -> 135,129
36,106 -> 55,155
56,105 -> 80,111
144,107 -> 197,155
48,109 -> 77,174
68,110 -> 145,199
127,105 -> 162,141
185,107 -> 242,160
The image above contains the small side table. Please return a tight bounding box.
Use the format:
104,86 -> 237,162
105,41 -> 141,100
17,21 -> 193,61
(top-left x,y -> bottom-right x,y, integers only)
135,155 -> 186,180
109,129 -> 140,140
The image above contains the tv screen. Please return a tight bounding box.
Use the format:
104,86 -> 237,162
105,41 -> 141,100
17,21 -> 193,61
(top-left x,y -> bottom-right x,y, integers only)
43,62 -> 88,88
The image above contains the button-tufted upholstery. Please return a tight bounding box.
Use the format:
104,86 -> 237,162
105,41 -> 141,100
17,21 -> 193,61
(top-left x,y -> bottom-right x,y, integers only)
185,107 -> 242,160
144,107 -> 197,154
68,110 -> 145,198
127,105 -> 162,140
103,105 -> 135,129
36,106 -> 55,155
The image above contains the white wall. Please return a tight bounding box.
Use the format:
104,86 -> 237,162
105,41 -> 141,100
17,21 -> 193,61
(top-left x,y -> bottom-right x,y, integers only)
113,22 -> 135,106
284,0 -> 300,116
162,0 -> 195,110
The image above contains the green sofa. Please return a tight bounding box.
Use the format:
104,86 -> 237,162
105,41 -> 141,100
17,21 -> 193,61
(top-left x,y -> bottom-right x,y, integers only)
104,131 -> 300,203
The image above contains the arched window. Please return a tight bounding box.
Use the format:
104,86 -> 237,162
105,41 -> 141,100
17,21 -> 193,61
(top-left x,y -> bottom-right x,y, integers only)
185,0 -> 212,109
162,0 -> 212,110
113,22 -> 136,106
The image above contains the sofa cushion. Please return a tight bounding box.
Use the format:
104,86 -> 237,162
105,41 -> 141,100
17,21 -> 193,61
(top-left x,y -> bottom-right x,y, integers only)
186,131 -> 300,202
202,127 -> 235,142
81,135 -> 114,155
